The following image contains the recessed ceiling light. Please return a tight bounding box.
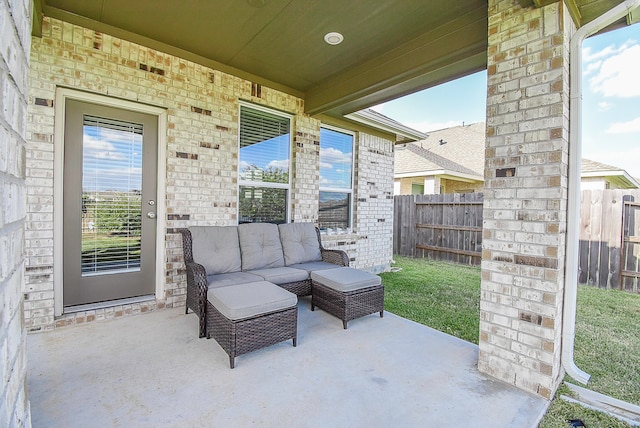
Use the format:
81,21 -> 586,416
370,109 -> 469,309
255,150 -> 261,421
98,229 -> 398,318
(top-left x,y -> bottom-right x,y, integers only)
324,32 -> 344,45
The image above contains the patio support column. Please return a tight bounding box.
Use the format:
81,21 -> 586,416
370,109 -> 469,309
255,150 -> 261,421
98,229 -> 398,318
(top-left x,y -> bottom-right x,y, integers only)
290,116 -> 321,223
479,0 -> 575,399
0,0 -> 32,425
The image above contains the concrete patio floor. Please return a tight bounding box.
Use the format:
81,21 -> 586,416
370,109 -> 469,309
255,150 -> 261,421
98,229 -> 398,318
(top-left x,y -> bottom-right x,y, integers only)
27,298 -> 549,427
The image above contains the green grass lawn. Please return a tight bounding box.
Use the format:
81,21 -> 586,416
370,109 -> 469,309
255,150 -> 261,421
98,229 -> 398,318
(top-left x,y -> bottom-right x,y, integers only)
380,256 -> 481,344
381,256 -> 640,427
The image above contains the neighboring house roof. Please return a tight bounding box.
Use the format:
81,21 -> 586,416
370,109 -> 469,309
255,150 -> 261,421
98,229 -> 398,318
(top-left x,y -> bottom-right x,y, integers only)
394,122 -> 485,181
581,158 -> 640,189
395,123 -> 640,189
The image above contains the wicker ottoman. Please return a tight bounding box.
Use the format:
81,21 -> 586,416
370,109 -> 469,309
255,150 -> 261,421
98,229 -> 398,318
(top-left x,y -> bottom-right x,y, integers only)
206,281 -> 298,368
311,267 -> 384,329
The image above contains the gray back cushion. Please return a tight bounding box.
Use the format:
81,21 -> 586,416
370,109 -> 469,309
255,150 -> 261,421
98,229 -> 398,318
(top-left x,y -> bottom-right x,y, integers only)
189,226 -> 241,274
238,223 -> 285,271
278,222 -> 322,265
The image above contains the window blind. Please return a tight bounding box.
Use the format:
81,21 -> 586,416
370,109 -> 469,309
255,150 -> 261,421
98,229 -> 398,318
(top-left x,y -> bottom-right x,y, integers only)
238,105 -> 291,223
81,115 -> 143,275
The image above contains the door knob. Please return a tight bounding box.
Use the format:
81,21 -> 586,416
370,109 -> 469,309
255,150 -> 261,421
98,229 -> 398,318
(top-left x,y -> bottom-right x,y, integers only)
147,212 -> 156,219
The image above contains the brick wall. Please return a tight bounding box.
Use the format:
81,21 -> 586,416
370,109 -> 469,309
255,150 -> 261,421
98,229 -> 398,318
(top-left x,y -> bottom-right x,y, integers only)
355,134 -> 395,272
321,133 -> 395,273
0,0 -> 32,425
441,178 -> 483,194
395,176 -> 482,195
25,17 -> 395,330
479,0 -> 574,399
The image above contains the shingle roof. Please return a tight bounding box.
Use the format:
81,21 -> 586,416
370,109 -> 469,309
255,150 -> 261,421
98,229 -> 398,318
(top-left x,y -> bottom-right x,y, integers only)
394,122 -> 485,179
394,123 -> 639,189
581,158 -> 622,173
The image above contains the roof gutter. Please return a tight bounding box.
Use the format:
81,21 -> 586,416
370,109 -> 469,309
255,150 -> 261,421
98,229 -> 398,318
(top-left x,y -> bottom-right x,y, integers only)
345,110 -> 427,142
564,0 -> 640,385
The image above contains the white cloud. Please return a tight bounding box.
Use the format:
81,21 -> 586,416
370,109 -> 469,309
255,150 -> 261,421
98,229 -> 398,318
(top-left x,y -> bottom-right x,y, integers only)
605,116 -> 640,134
266,159 -> 289,170
319,161 -> 333,169
83,135 -> 128,162
320,147 -> 352,164
597,101 -> 612,111
584,45 -> 617,63
97,127 -> 142,144
83,167 -> 142,191
583,60 -> 602,77
588,43 -> 640,98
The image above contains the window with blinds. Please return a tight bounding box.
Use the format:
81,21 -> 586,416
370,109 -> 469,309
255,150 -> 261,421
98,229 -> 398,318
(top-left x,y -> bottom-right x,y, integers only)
319,127 -> 354,231
238,104 -> 291,224
81,115 -> 143,275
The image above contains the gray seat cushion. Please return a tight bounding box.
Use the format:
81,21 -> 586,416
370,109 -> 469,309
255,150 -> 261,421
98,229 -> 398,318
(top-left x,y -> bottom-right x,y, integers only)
238,223 -> 285,271
190,226 -> 241,274
311,267 -> 382,292
207,281 -> 298,320
278,222 -> 322,265
207,272 -> 263,289
246,267 -> 309,285
288,261 -> 340,274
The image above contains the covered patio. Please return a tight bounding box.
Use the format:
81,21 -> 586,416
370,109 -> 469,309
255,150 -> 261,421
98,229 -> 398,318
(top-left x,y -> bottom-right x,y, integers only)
27,301 -> 547,427
4,0 -> 640,426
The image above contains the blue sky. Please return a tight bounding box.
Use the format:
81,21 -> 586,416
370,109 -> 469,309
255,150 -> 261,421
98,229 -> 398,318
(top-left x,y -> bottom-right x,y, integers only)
83,126 -> 142,192
239,135 -> 290,177
372,24 -> 640,178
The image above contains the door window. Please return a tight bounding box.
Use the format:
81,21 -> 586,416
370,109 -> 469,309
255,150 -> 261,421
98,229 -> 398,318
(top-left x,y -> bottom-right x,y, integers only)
81,115 -> 143,275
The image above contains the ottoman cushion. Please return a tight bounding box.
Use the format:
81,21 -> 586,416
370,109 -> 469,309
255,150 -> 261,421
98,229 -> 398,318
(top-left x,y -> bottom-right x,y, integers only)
208,281 -> 297,321
311,267 -> 381,292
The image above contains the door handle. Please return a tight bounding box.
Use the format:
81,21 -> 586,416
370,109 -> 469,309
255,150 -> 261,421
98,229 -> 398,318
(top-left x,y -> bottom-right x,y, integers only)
147,212 -> 157,219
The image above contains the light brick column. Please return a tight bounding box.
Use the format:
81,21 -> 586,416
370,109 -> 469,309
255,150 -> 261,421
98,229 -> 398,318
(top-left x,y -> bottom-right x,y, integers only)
0,0 -> 32,425
354,134 -> 395,272
290,116 -> 321,223
479,0 -> 575,399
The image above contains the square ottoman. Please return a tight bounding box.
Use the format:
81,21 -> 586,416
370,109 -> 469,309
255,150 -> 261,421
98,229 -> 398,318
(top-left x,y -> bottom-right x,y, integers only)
206,281 -> 298,368
311,267 -> 384,329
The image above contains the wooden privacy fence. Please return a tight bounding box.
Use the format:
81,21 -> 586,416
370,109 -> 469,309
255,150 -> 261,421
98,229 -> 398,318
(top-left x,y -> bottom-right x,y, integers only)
393,193 -> 483,265
579,189 -> 640,293
393,189 -> 640,292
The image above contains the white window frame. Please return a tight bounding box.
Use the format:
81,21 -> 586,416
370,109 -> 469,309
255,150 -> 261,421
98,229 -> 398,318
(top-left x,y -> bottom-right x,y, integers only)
237,101 -> 292,224
319,125 -> 355,231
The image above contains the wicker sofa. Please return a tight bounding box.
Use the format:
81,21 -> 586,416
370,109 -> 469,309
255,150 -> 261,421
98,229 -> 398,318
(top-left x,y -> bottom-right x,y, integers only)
179,223 -> 349,351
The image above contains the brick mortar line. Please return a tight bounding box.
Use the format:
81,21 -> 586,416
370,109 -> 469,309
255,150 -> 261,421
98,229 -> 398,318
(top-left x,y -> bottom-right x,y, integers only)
0,49 -> 29,101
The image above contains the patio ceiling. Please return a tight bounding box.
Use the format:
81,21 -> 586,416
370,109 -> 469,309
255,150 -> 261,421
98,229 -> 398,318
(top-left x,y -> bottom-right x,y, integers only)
34,0 -> 634,118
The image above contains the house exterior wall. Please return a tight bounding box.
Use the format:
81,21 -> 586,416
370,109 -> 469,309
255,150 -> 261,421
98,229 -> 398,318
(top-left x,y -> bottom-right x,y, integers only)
0,0 -> 32,425
441,178 -> 483,194
480,0 -> 574,399
395,177 -> 416,195
25,17 -> 394,331
580,177 -> 608,190
394,176 -> 482,195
